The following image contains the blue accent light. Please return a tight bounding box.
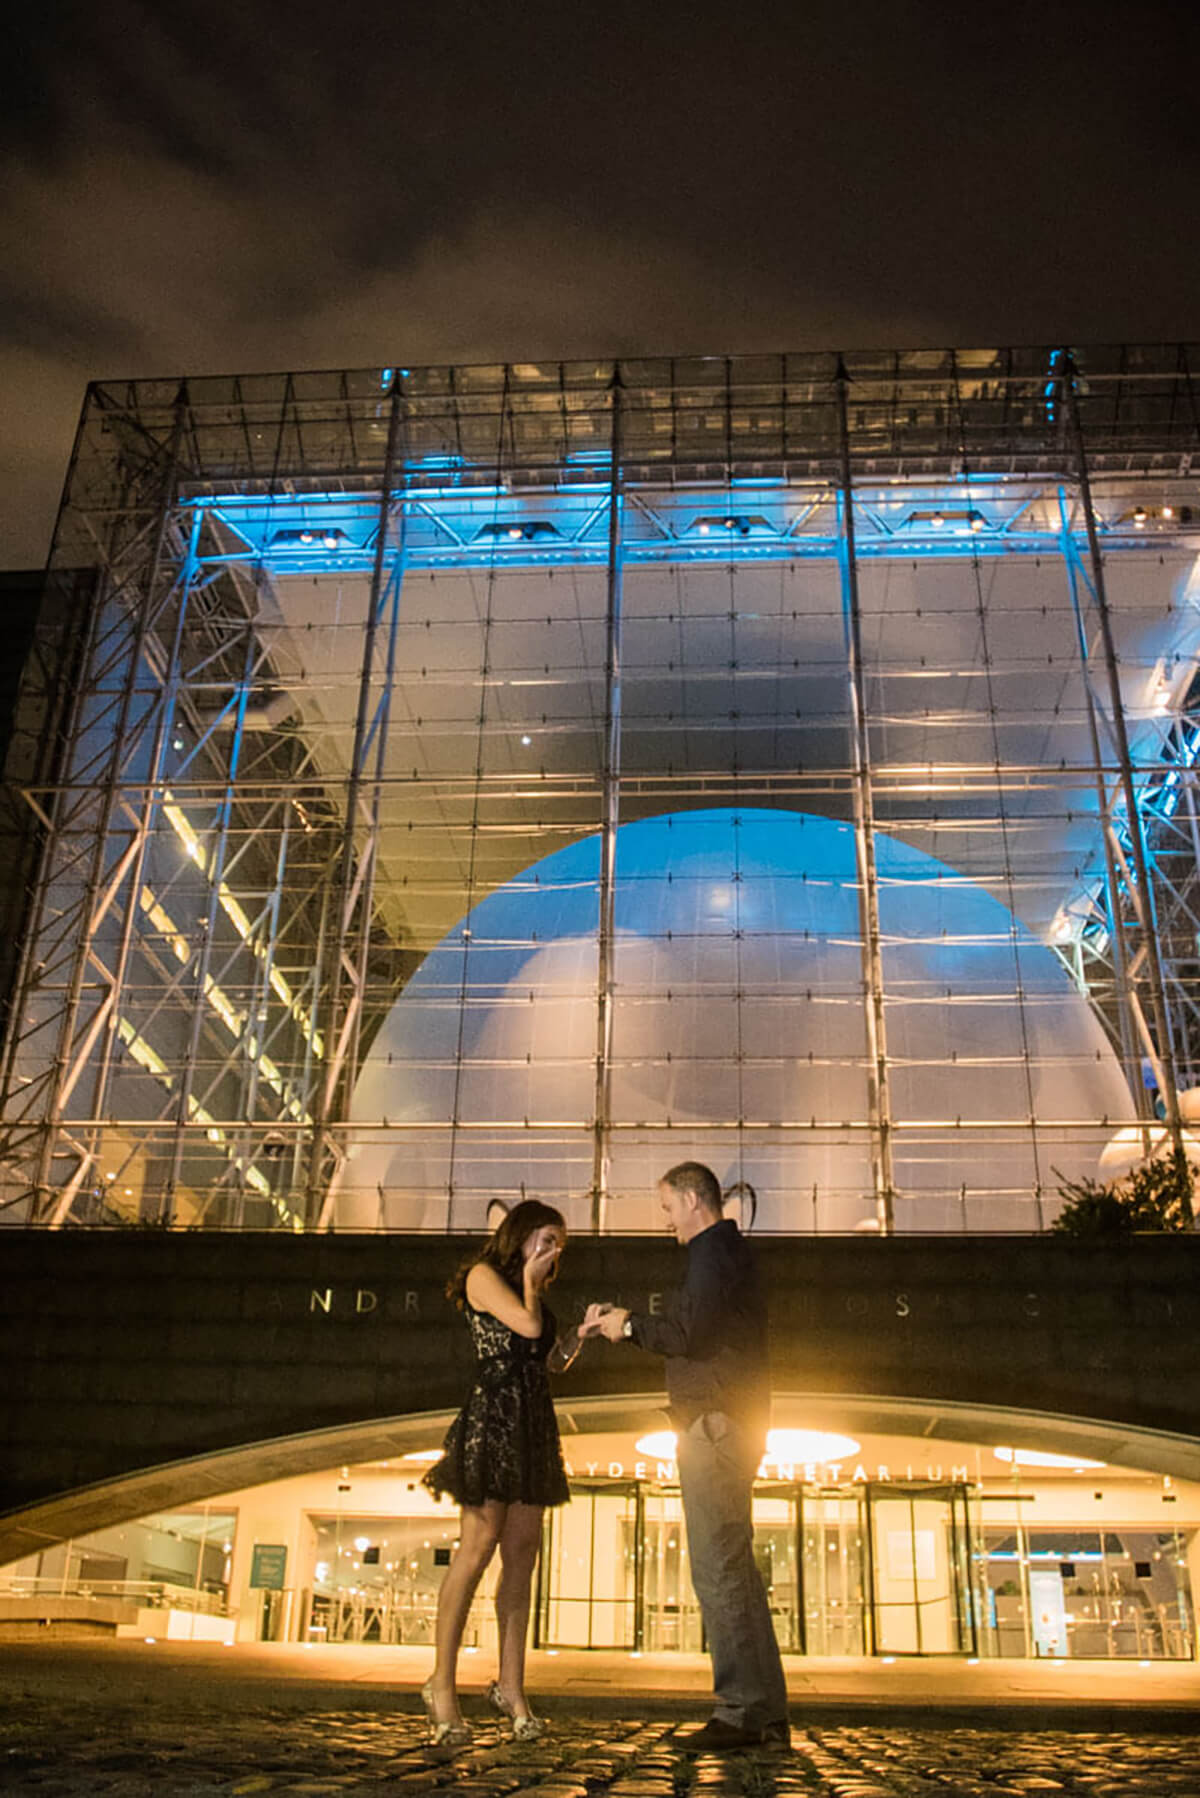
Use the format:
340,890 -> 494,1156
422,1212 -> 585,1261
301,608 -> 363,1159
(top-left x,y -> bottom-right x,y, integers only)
408,453 -> 465,474
196,480 -> 1172,578
1044,347 -> 1067,424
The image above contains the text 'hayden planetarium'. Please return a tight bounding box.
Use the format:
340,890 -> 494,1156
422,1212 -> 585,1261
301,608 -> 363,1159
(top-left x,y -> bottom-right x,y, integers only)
6,345 -> 1200,1236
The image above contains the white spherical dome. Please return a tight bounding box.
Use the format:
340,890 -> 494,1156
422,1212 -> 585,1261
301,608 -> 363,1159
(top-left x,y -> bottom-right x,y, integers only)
344,809 -> 1131,1232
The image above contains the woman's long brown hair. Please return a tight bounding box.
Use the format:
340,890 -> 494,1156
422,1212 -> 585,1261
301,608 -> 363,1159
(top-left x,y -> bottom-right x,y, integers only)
446,1199 -> 567,1309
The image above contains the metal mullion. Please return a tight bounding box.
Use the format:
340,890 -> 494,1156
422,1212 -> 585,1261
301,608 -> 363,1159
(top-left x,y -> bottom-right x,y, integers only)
289,876 -> 332,1199
793,1485 -> 807,1655
953,357 -> 1045,1224
308,374 -> 407,1226
834,360 -> 896,1234
342,370 -> 360,467
590,367 -> 624,1233
311,535 -> 407,1231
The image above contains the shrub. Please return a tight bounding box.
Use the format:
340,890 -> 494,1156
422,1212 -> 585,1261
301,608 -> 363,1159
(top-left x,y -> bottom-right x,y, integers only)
1051,1148 -> 1195,1237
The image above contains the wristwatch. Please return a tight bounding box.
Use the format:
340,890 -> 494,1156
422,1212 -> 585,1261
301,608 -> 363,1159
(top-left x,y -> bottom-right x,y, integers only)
621,1315 -> 634,1340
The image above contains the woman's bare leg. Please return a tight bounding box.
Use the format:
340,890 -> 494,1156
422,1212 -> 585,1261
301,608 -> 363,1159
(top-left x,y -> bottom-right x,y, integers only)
428,1502 -> 505,1722
493,1502 -> 545,1719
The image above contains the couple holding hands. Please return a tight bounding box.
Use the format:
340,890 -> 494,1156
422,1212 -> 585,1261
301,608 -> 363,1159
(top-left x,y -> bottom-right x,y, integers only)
419,1162 -> 789,1754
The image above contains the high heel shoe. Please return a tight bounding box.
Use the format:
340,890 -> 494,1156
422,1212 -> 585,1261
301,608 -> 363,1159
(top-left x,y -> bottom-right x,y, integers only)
420,1678 -> 472,1748
486,1679 -> 545,1741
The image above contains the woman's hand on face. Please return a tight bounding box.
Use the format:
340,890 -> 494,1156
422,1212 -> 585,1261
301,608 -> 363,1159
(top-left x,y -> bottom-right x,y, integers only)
525,1240 -> 561,1291
523,1225 -> 565,1292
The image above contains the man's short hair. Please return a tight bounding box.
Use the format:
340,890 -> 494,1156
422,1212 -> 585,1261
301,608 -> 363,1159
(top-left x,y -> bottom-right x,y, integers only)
660,1161 -> 723,1214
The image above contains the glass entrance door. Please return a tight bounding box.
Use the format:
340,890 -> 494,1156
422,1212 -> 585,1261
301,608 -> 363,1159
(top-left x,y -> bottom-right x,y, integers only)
866,1482 -> 976,1654
638,1487 -> 803,1652
538,1483 -> 638,1648
798,1487 -> 868,1654
641,1487 -> 701,1650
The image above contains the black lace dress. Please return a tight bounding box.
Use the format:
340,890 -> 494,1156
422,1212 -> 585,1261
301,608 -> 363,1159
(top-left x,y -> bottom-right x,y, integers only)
424,1299 -> 570,1509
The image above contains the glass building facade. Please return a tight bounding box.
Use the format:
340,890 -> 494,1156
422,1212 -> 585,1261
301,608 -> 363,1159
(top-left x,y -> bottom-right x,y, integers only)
4,346 -> 1200,1230
3,1429 -> 1194,1662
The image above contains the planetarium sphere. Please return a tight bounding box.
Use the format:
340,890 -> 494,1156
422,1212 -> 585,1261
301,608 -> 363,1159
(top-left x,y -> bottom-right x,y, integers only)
345,809 -> 1131,1232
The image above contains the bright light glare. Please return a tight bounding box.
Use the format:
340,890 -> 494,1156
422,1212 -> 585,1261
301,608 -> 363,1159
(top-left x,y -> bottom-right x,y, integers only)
635,1431 -> 677,1458
765,1429 -> 861,1463
634,1427 -> 861,1462
993,1446 -> 1107,1469
401,1449 -> 442,1463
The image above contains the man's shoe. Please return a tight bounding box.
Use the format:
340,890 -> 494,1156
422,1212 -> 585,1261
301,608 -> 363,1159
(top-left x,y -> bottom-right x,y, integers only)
678,1717 -> 764,1752
761,1720 -> 792,1750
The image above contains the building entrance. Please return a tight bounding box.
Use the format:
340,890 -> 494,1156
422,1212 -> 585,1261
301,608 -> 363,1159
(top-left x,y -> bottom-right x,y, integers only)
4,1437 -> 1195,1661
537,1478 -> 976,1657
865,1483 -> 976,1655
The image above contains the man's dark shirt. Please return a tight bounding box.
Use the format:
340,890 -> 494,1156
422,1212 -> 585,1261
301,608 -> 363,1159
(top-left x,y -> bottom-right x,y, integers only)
627,1217 -> 771,1441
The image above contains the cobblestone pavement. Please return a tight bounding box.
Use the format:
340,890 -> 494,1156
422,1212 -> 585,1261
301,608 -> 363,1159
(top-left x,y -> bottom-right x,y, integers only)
2,1700 -> 1200,1797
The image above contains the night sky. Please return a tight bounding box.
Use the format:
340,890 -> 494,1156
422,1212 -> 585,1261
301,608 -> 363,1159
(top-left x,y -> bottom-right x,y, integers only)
3,0 -> 1197,569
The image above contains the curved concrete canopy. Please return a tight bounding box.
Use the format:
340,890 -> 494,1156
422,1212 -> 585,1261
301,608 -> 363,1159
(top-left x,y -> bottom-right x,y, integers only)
346,809 -> 1131,1231
4,1392 -> 1195,1569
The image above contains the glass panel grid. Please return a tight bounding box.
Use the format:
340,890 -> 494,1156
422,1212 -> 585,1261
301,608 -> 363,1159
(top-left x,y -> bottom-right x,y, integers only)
5,347 -> 1200,1229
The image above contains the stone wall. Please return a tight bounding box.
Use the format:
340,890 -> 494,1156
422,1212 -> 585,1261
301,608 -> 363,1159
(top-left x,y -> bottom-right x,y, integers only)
2,1230 -> 1198,1558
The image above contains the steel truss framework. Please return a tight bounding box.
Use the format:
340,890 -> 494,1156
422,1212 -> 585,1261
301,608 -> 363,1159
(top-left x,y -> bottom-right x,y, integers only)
3,346 -> 1200,1232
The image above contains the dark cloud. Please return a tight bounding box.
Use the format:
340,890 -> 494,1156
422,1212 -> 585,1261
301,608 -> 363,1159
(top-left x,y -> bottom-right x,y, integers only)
3,0 -> 1198,567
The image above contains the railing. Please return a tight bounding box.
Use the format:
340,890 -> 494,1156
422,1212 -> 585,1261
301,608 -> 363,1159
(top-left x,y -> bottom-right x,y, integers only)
0,1577 -> 228,1615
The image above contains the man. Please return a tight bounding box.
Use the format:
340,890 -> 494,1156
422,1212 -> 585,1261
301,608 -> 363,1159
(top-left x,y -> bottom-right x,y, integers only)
581,1162 -> 789,1751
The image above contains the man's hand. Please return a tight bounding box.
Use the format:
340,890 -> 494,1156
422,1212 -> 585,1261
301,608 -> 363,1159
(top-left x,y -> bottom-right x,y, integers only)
580,1301 -> 616,1339
580,1302 -> 630,1343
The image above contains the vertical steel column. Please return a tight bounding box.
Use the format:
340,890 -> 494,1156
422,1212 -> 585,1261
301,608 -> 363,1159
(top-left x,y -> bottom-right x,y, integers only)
1062,357 -> 1189,1197
227,797 -> 293,1228
834,359 -> 896,1234
1056,488 -> 1147,1115
445,370 -> 510,1232
83,504 -> 205,1157
313,501 -> 408,1230
290,875 -> 332,1200
591,369 -> 625,1233
309,375 -> 407,1226
953,358 -> 1045,1226
34,386 -> 192,1220
163,594 -> 261,1219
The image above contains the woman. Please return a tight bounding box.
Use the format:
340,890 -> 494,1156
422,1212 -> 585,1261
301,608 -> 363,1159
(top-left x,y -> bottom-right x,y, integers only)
421,1200 -> 577,1745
